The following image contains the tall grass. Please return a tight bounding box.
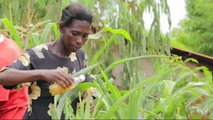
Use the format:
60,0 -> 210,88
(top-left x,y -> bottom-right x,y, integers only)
0,18 -> 59,49
0,0 -> 62,25
74,0 -> 172,88
0,0 -> 212,119
48,55 -> 213,119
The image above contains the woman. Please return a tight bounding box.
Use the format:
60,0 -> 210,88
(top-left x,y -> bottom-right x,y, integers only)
0,3 -> 93,119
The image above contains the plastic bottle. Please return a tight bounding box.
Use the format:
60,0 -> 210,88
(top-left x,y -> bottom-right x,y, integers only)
49,75 -> 85,96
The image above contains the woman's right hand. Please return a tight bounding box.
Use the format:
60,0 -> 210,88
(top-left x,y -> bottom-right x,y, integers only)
41,69 -> 74,88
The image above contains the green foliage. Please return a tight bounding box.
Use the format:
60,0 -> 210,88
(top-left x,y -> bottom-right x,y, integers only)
88,26 -> 133,65
0,18 -> 59,49
49,56 -> 213,119
0,0 -> 61,25
1,18 -> 23,48
171,0 -> 213,56
74,0 -> 171,89
78,0 -> 171,55
1,0 -> 212,119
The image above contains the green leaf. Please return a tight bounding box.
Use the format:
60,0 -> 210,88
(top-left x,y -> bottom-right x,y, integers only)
125,76 -> 142,119
1,18 -> 23,48
187,82 -> 209,88
90,34 -> 117,64
184,58 -> 199,63
99,66 -> 121,99
139,109 -> 162,119
52,23 -> 60,39
41,23 -> 54,43
63,98 -> 75,119
102,67 -> 170,118
83,93 -> 91,119
104,55 -> 166,73
28,32 -> 40,48
194,66 -> 212,83
162,80 -> 176,96
89,26 -> 133,64
76,82 -> 97,91
103,26 -> 132,43
72,63 -> 99,77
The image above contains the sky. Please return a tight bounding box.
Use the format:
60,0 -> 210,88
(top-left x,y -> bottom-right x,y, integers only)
144,0 -> 187,33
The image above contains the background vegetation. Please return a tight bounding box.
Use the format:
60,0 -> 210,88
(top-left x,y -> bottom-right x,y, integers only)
170,0 -> 213,56
0,0 -> 212,119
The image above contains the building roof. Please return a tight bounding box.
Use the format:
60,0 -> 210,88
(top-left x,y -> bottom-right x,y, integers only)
171,47 -> 213,71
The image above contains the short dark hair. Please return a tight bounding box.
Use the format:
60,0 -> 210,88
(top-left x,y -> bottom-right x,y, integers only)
61,3 -> 93,26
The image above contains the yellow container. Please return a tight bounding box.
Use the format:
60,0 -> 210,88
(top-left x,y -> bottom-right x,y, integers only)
49,75 -> 85,96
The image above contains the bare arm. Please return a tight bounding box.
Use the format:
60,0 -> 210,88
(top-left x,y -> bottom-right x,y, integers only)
0,68 -> 73,88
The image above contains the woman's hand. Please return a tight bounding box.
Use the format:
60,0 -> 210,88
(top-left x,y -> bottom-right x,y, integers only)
41,69 -> 74,88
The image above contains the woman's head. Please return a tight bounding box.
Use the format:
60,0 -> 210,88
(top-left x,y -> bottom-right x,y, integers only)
60,3 -> 93,27
59,3 -> 93,52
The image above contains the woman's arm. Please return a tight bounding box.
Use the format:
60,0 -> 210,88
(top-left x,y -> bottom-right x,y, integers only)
0,68 -> 74,88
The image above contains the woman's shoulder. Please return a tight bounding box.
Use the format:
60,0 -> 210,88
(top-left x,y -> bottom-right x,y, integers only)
76,49 -> 85,57
27,44 -> 50,59
31,44 -> 49,52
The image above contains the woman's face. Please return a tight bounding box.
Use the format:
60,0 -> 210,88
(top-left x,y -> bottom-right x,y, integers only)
61,19 -> 91,52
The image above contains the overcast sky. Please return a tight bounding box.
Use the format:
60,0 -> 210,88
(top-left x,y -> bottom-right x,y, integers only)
144,0 -> 187,33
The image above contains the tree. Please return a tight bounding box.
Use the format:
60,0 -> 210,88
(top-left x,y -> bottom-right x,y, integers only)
171,0 -> 213,56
